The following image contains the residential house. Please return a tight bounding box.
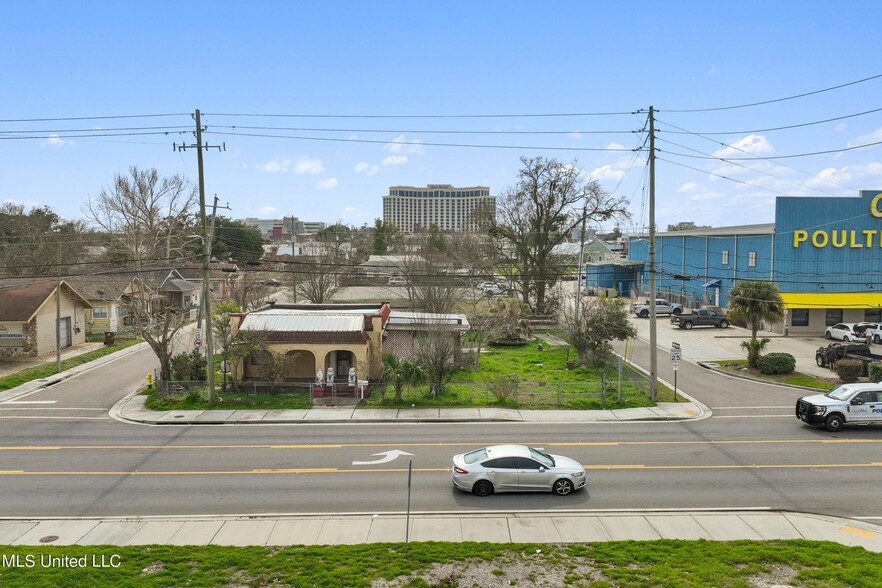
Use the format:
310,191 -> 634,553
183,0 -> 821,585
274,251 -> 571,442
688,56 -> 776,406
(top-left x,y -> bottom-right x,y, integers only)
67,267 -> 201,335
0,278 -> 92,359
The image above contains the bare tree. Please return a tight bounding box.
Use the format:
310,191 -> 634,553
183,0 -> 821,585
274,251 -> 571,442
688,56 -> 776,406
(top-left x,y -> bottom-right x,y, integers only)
483,156 -> 629,314
402,231 -> 460,314
83,166 -> 197,382
413,318 -> 461,398
85,166 -> 197,262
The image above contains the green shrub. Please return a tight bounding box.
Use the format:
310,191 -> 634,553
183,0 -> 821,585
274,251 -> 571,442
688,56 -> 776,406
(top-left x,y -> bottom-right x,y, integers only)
170,350 -> 207,382
756,352 -> 795,375
835,359 -> 863,383
868,361 -> 882,382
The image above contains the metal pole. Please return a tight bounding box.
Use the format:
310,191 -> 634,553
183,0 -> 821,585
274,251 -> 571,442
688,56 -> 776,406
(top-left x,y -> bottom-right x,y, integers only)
55,242 -> 61,373
405,459 -> 413,543
574,202 -> 587,323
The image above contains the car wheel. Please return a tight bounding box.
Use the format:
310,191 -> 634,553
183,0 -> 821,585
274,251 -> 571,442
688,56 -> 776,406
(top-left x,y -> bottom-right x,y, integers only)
843,336 -> 850,342
472,480 -> 493,497
816,355 -> 826,367
684,322 -> 693,330
876,335 -> 882,344
824,414 -> 845,432
719,320 -> 729,328
673,308 -> 682,315
825,331 -> 833,340
553,479 -> 574,496
639,310 -> 649,318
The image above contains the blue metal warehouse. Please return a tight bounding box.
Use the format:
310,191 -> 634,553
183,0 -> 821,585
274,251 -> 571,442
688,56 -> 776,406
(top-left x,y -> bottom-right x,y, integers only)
588,190 -> 882,336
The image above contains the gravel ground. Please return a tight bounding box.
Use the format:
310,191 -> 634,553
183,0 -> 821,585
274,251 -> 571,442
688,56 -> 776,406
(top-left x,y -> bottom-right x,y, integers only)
373,553 -> 801,587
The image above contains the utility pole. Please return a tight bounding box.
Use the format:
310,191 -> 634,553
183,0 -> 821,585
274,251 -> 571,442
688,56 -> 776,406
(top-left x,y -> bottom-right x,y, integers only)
55,241 -> 61,373
648,105 -> 658,402
174,109 -> 226,406
574,202 -> 588,325
290,215 -> 297,303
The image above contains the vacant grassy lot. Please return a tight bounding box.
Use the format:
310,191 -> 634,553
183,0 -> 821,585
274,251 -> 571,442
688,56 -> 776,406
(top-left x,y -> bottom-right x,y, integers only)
145,339 -> 676,411
0,540 -> 879,587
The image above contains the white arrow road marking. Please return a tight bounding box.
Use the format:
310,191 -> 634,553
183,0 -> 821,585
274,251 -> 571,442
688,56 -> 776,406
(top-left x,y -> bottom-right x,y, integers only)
352,449 -> 414,466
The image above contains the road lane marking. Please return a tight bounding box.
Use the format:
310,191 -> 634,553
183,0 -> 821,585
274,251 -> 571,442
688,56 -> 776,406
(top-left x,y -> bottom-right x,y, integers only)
3,438 -> 882,451
1,463 -> 882,476
2,400 -> 58,405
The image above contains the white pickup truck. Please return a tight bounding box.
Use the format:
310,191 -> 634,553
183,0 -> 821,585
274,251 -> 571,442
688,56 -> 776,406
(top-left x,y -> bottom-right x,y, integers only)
632,298 -> 684,318
796,383 -> 882,432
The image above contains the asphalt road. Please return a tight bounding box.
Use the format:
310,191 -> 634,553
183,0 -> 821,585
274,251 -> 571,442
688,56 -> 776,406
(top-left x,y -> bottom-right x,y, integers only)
2,311 -> 882,520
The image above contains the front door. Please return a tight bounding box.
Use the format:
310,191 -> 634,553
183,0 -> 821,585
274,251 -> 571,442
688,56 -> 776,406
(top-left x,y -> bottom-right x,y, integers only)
850,390 -> 882,422
58,317 -> 71,349
514,457 -> 553,491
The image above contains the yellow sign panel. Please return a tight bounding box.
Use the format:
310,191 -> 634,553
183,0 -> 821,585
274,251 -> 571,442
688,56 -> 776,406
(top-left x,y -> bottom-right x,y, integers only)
779,292 -> 882,309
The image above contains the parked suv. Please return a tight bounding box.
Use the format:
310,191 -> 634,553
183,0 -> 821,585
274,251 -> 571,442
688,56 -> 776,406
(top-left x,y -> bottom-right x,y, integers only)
824,322 -> 867,342
631,298 -> 683,318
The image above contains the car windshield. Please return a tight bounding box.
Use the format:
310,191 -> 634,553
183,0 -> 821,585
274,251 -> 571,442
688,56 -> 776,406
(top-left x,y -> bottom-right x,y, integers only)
463,448 -> 488,464
528,447 -> 554,468
826,385 -> 858,401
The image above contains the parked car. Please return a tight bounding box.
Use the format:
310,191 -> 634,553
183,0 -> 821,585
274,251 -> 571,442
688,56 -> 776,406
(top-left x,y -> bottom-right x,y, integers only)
451,444 -> 587,497
482,284 -> 508,296
824,322 -> 867,342
388,276 -> 407,286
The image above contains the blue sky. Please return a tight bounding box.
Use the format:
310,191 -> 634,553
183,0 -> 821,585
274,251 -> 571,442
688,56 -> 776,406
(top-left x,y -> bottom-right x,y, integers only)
3,1 -> 882,233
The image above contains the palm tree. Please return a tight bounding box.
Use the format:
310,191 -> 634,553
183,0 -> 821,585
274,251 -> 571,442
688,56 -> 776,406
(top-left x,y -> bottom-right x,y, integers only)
727,280 -> 785,369
381,353 -> 426,403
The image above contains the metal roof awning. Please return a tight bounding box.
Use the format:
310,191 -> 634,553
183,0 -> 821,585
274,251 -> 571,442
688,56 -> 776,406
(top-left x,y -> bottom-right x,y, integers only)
702,280 -> 721,288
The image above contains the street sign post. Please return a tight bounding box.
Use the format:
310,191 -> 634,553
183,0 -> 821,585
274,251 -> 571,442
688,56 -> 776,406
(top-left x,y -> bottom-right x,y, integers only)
670,342 -> 681,400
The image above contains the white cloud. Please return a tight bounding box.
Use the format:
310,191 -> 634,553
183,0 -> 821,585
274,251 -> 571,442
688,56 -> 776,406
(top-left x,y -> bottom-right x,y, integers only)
316,178 -> 339,190
263,158 -> 292,173
835,123 -> 847,133
42,134 -> 71,148
382,155 -> 408,166
354,161 -> 380,175
847,126 -> 882,149
678,182 -> 700,193
295,157 -> 325,175
569,131 -> 582,140
588,164 -> 624,182
713,134 -> 774,159
257,206 -> 278,215
605,142 -> 627,151
386,135 -> 424,155
806,162 -> 882,189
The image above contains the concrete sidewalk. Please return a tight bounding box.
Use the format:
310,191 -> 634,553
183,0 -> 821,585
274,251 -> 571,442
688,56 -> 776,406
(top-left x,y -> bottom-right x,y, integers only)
112,394 -> 706,425
1,510 -> 880,551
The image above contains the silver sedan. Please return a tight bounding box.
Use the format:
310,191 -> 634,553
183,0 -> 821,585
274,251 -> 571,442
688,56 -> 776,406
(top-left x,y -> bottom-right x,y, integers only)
452,444 -> 587,496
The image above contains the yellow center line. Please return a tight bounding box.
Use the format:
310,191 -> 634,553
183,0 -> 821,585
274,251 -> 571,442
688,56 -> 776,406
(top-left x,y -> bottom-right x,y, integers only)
1,438 -> 881,452
0,464 -> 880,476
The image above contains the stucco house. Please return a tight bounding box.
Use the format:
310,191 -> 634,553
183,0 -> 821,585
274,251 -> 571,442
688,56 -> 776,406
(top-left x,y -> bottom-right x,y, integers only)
233,302 -> 390,383
230,303 -> 471,384
0,278 -> 92,359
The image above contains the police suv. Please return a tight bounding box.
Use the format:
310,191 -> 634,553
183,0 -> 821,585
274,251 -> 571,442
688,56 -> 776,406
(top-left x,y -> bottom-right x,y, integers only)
796,383 -> 882,432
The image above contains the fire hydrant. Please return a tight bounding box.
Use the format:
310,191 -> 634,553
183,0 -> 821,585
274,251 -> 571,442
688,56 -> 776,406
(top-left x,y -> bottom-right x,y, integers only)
146,373 -> 153,387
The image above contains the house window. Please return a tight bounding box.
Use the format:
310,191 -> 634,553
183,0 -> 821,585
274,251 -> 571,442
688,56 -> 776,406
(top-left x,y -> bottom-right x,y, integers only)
791,309 -> 809,327
748,251 -> 756,267
825,309 -> 843,326
250,350 -> 272,365
865,309 -> 882,322
92,306 -> 108,319
721,250 -> 729,265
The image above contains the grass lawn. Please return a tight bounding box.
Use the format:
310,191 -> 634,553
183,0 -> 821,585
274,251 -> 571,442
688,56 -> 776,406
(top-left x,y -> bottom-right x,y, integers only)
0,338 -> 142,392
711,359 -> 839,390
0,540 -> 879,587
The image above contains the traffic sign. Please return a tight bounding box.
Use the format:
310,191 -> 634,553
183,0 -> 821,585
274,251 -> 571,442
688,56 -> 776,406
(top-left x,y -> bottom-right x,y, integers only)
194,339 -> 202,348
670,342 -> 681,363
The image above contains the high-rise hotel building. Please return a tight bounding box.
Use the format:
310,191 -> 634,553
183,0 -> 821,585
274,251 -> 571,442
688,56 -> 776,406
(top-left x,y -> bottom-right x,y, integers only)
382,184 -> 495,232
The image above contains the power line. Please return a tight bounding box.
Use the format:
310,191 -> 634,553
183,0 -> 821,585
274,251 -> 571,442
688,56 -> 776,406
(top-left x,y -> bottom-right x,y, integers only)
658,105 -> 882,136
660,72 -> 882,113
